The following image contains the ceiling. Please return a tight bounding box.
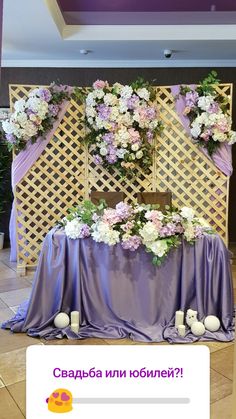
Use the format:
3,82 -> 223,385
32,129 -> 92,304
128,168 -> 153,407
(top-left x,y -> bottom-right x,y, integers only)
2,0 -> 236,68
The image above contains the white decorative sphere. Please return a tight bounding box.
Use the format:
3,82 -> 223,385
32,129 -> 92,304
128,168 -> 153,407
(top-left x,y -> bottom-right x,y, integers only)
54,312 -> 70,329
204,315 -> 221,332
191,321 -> 206,336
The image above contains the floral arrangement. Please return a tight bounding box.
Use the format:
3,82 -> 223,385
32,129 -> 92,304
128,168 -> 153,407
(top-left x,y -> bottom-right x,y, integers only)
60,199 -> 213,266
1,84 -> 74,153
82,78 -> 163,175
179,71 -> 236,155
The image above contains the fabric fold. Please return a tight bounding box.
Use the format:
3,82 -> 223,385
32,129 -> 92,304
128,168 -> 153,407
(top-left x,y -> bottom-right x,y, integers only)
171,85 -> 233,176
2,229 -> 234,343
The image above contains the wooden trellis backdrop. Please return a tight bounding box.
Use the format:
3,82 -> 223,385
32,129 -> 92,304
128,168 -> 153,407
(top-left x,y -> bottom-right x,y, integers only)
9,83 -> 231,274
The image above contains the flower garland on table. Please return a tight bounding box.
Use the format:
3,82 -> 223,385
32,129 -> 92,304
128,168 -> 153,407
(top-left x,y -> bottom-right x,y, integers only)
1,84 -> 74,153
60,199 -> 214,266
81,78 -> 163,176
179,71 -> 236,156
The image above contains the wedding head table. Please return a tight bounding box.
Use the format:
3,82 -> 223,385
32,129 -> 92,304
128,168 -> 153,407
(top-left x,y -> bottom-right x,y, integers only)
2,227 -> 234,343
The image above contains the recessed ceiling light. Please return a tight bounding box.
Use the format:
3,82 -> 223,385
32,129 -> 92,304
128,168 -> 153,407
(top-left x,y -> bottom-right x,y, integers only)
80,49 -> 89,55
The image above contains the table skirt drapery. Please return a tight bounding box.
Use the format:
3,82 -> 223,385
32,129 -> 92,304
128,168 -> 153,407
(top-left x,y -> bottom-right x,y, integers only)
2,228 -> 234,343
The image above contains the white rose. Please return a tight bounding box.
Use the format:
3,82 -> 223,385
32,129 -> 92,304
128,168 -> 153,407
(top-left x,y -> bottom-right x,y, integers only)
131,143 -> 140,151
136,150 -> 143,159
100,147 -> 108,156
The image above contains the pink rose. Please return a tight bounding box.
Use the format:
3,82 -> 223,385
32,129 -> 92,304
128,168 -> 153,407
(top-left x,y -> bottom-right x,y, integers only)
183,106 -> 191,116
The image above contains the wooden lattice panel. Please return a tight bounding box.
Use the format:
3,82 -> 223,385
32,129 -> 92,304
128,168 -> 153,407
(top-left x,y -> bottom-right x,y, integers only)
9,83 -> 231,273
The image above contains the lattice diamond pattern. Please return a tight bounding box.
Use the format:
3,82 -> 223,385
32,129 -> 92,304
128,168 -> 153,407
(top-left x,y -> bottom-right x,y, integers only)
9,84 -> 231,271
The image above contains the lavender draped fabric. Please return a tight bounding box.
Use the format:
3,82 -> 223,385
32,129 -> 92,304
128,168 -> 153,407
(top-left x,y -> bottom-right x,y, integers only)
2,228 -> 234,343
9,101 -> 70,262
171,85 -> 233,176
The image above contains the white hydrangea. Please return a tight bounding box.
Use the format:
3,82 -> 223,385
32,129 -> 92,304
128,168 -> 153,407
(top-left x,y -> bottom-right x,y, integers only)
197,217 -> 210,228
136,88 -> 150,101
92,222 -> 120,245
95,117 -> 105,129
65,219 -> 83,239
190,123 -> 201,138
212,129 -> 227,142
120,112 -> 132,126
119,101 -> 128,113
117,126 -> 130,141
93,89 -> 105,99
147,240 -> 168,257
15,112 -> 28,128
86,92 -> 96,106
180,206 -> 195,220
104,93 -> 118,106
197,95 -> 215,111
120,85 -> 133,99
14,99 -> 26,113
183,223 -> 195,242
113,82 -> 123,94
228,130 -> 236,145
86,106 -> 96,118
116,148 -> 128,158
110,106 -> 119,120
140,221 -> 159,243
28,88 -> 40,97
2,120 -> 16,134
23,121 -> 38,138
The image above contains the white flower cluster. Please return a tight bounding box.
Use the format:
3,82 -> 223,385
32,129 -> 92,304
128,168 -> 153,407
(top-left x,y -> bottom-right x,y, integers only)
64,219 -> 83,239
91,221 -> 120,245
2,89 -> 50,142
189,94 -> 236,145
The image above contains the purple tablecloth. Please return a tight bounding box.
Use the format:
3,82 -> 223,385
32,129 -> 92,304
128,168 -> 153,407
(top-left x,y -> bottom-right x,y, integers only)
2,228 -> 234,343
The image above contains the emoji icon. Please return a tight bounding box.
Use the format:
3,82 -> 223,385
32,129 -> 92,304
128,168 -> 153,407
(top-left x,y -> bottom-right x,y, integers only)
46,388 -> 73,413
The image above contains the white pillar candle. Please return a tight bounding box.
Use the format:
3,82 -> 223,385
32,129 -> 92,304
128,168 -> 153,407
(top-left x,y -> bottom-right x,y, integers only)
175,310 -> 184,328
177,325 -> 186,337
71,311 -> 79,325
71,323 -> 79,334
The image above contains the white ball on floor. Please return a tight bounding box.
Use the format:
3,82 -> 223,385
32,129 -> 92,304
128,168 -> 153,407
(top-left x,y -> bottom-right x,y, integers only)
54,312 -> 70,329
191,321 -> 205,336
204,315 -> 221,332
